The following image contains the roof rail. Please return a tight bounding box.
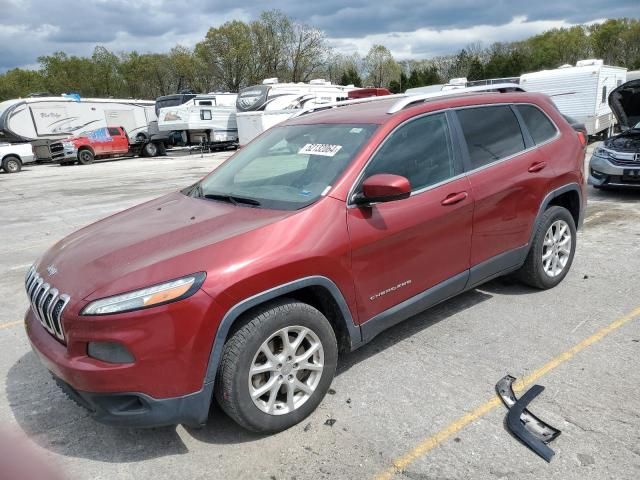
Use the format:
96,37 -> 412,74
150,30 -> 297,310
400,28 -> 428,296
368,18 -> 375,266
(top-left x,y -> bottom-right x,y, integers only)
386,83 -> 525,114
292,94 -> 405,118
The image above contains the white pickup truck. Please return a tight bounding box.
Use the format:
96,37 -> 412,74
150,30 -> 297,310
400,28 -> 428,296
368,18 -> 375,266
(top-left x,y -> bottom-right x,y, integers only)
0,142 -> 35,173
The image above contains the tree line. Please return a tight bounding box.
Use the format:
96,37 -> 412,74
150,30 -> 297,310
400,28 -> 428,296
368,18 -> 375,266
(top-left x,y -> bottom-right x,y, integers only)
0,13 -> 638,101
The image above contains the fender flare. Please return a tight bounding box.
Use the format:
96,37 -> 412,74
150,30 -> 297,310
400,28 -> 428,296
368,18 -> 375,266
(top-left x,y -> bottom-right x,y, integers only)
528,183 -> 583,250
202,276 -> 363,385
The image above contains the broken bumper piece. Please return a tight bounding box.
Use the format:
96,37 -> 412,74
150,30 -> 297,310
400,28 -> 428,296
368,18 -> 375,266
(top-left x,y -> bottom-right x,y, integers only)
496,375 -> 561,462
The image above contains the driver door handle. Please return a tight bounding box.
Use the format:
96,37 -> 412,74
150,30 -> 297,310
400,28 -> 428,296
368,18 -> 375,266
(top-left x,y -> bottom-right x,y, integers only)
441,191 -> 468,206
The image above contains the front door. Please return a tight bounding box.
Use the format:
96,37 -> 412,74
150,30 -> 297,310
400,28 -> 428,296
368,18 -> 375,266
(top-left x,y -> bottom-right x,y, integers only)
347,112 -> 474,324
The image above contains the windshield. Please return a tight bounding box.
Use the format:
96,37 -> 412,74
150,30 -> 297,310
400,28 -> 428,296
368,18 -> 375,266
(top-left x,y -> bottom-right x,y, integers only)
187,123 -> 377,210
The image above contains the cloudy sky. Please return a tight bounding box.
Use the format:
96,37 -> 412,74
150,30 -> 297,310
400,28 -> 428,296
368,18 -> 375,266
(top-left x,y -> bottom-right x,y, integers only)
0,0 -> 637,71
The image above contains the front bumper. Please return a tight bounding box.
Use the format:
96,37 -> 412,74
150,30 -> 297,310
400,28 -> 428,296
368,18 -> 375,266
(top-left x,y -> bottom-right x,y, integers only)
589,153 -> 640,187
25,288 -> 222,427
51,374 -> 213,428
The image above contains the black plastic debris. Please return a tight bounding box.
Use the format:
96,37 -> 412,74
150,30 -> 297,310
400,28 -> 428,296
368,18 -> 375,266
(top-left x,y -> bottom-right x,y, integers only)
496,375 -> 561,462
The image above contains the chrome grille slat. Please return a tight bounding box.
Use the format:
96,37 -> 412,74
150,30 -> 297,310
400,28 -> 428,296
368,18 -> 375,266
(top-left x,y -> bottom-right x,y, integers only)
24,267 -> 70,342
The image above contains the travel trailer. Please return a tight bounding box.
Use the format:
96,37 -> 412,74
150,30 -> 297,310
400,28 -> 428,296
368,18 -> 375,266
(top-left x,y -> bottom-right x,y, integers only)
0,95 -> 169,159
235,79 -> 357,145
157,93 -> 238,148
0,95 -> 157,143
520,60 -> 627,136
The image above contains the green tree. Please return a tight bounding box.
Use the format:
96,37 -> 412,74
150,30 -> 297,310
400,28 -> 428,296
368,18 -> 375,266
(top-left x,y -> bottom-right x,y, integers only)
340,67 -> 362,87
196,20 -> 254,91
363,45 -> 400,88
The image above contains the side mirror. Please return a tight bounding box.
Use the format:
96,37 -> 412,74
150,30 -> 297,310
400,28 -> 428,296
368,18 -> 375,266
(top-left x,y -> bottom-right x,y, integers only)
353,174 -> 411,205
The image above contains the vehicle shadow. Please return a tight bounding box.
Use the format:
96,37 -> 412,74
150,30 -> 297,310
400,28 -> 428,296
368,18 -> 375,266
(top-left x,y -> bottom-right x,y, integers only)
587,185 -> 640,203
5,352 -> 263,463
337,286 -> 494,375
5,278 -> 530,459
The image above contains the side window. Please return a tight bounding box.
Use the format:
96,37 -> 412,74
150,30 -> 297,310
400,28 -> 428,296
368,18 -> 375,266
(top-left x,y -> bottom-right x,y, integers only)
200,110 -> 212,121
601,85 -> 607,104
361,113 -> 456,192
199,101 -> 213,106
456,105 -> 525,169
107,127 -> 120,136
517,105 -> 557,145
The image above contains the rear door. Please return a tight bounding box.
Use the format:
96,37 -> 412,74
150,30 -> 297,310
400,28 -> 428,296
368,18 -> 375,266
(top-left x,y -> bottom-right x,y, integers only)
454,104 -> 556,277
347,112 -> 473,323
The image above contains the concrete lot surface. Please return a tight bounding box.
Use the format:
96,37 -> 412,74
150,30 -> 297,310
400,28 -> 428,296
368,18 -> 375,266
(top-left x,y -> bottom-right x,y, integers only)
1,146 -> 639,479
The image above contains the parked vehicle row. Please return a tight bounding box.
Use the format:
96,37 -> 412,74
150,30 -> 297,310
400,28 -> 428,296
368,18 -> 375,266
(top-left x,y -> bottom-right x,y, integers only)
25,88 -> 588,433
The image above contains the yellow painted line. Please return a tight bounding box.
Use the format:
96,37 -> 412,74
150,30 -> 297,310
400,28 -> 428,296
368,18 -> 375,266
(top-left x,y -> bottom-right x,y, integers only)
375,305 -> 640,480
0,320 -> 23,330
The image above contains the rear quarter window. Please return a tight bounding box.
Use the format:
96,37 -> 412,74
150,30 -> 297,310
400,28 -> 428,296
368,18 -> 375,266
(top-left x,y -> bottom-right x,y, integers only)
456,105 -> 525,169
516,105 -> 557,145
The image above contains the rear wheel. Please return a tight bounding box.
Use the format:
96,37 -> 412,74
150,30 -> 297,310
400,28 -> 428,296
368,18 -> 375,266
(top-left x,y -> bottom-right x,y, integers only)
2,155 -> 22,173
516,206 -> 576,289
77,149 -> 94,165
215,299 -> 338,433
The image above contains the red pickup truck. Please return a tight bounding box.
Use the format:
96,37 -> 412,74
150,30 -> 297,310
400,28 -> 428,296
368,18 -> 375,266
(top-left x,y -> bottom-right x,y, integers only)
53,127 -> 163,165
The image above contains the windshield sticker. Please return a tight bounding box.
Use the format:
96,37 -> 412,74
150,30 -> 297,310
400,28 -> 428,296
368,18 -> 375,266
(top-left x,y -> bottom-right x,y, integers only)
298,143 -> 342,157
350,127 -> 363,133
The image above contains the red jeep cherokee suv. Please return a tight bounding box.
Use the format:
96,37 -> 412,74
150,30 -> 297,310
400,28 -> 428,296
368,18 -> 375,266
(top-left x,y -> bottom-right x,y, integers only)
25,91 -> 586,432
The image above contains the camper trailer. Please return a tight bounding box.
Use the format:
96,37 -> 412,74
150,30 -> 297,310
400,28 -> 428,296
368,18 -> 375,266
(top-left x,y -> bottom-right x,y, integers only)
520,60 -> 627,136
157,93 -> 238,149
235,79 -> 356,145
0,95 -> 167,159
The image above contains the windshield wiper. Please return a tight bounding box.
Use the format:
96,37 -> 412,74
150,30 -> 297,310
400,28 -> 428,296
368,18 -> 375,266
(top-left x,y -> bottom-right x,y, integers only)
203,193 -> 262,207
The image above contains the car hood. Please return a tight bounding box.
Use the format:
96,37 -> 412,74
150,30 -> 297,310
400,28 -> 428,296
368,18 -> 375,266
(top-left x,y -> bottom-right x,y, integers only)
35,191 -> 294,301
604,129 -> 640,152
609,79 -> 640,130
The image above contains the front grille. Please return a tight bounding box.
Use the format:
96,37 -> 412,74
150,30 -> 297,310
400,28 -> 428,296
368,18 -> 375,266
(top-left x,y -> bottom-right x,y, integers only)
48,142 -> 66,161
609,157 -> 640,167
25,267 -> 70,342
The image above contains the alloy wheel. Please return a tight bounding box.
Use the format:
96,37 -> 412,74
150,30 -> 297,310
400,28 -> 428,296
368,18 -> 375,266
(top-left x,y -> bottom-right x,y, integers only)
248,326 -> 324,415
542,219 -> 572,277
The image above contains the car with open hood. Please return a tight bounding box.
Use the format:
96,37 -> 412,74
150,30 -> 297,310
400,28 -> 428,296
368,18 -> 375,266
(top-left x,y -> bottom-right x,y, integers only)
25,89 -> 586,432
589,79 -> 640,188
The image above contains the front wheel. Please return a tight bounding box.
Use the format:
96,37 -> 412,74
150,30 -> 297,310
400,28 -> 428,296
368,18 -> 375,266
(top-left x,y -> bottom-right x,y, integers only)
516,206 -> 576,289
215,300 -> 338,433
2,155 -> 22,173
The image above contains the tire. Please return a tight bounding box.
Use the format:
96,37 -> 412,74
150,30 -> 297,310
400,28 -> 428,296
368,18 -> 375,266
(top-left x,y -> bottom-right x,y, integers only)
143,142 -> 158,157
215,299 -> 338,433
77,149 -> 94,165
516,206 -> 577,289
2,155 -> 22,173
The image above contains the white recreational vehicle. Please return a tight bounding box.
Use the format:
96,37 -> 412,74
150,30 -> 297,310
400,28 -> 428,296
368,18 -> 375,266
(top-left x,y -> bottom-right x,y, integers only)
520,60 -> 627,136
157,93 -> 238,148
235,79 -> 357,146
0,95 -> 157,143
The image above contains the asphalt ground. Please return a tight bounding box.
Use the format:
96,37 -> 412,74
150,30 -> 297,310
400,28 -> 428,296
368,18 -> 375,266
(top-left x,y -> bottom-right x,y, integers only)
1,145 -> 639,479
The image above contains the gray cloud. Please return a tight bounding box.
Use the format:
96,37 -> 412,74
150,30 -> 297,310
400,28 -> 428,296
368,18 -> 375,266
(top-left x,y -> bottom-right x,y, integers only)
0,0 -> 636,70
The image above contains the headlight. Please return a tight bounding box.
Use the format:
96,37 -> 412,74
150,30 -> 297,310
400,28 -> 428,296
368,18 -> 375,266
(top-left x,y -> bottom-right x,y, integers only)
62,141 -> 77,150
81,272 -> 206,315
592,146 -> 610,158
